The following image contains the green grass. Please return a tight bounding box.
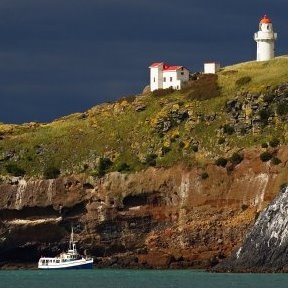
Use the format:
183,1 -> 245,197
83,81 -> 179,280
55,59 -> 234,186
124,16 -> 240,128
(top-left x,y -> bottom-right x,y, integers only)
1,56 -> 288,177
218,56 -> 288,95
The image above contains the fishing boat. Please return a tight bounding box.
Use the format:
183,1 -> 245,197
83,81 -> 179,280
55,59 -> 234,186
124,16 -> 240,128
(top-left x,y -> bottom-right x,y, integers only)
38,228 -> 94,269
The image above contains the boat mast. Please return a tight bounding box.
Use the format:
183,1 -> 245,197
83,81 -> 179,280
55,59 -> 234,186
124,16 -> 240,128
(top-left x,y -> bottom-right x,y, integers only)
69,226 -> 76,252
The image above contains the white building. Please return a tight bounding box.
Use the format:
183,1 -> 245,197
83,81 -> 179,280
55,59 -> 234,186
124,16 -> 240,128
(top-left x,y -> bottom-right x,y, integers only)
149,62 -> 190,92
254,15 -> 277,61
204,62 -> 220,74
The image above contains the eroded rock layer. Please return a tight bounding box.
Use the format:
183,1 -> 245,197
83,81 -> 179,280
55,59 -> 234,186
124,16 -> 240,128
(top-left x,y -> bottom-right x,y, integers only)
1,147 -> 288,269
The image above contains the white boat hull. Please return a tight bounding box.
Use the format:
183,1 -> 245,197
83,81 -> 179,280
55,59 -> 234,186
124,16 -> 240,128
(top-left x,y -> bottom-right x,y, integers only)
38,258 -> 94,269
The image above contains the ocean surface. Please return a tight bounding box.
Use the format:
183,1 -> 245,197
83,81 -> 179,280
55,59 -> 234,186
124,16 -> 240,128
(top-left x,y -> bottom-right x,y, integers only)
1,269 -> 288,288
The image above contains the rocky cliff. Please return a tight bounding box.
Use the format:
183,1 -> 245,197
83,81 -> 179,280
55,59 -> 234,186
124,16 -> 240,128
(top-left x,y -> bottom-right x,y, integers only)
214,185 -> 288,272
1,146 -> 288,269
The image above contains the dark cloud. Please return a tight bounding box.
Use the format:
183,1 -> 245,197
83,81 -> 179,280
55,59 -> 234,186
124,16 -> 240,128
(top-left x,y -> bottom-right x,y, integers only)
0,0 -> 287,123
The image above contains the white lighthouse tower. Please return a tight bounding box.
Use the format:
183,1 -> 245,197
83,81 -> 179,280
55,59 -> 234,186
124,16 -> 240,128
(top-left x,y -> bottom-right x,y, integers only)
254,15 -> 277,61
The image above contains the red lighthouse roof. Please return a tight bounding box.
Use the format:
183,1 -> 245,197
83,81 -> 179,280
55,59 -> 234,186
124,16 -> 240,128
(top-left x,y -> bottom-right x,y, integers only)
260,15 -> 272,24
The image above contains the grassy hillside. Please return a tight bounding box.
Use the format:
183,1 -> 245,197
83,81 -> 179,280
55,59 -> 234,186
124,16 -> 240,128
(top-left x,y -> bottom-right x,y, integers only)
1,56 -> 288,178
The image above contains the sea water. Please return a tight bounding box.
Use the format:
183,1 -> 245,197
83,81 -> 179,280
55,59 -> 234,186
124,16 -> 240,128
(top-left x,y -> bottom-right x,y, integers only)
1,269 -> 288,288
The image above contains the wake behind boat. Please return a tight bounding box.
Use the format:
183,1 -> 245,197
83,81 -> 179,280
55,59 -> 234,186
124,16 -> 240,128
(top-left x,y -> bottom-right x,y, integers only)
38,228 -> 93,269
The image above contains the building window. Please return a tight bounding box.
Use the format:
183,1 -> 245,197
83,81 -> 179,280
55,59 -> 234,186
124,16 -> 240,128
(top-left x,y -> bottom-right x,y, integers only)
170,77 -> 173,82
164,77 -> 166,82
153,77 -> 155,82
181,72 -> 184,75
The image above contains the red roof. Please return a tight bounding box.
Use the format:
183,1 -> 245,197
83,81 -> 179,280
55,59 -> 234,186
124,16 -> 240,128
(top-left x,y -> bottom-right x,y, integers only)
149,62 -> 186,71
149,62 -> 163,68
260,15 -> 272,24
163,64 -> 183,71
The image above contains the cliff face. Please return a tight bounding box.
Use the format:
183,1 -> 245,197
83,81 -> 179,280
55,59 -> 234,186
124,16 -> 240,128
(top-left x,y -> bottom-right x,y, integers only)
0,147 -> 287,269
214,185 -> 288,272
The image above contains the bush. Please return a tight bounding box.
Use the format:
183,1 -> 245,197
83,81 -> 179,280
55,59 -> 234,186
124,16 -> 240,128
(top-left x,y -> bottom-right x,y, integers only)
263,94 -> 275,103
222,124 -> 235,135
241,204 -> 249,211
82,164 -> 89,171
201,172 -> 209,180
98,158 -> 113,176
269,138 -> 280,148
218,137 -> 225,145
191,145 -> 198,152
152,87 -> 174,97
145,153 -> 157,166
260,151 -> 273,162
230,152 -> 244,165
276,101 -> 288,116
271,157 -> 281,165
235,76 -> 251,87
261,142 -> 268,148
258,109 -> 272,126
215,157 -> 228,167
183,74 -> 219,101
44,166 -> 60,179
179,141 -> 185,149
117,162 -> 130,172
240,127 -> 247,135
161,146 -> 171,155
5,163 -> 26,177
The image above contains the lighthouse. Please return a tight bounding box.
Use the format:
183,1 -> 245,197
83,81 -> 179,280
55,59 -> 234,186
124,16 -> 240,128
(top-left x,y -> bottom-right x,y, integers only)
254,15 -> 277,61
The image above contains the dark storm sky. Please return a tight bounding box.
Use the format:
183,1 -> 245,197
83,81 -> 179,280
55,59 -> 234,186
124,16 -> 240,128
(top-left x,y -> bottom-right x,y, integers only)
0,0 -> 287,124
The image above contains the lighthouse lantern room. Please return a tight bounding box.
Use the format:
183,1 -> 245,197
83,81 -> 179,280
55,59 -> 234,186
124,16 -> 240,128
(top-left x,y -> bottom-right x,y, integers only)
254,15 -> 277,61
